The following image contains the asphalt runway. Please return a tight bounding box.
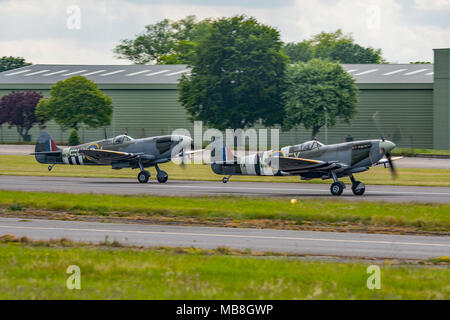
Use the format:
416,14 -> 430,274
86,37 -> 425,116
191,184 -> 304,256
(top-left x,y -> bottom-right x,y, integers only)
0,217 -> 448,259
1,175 -> 450,203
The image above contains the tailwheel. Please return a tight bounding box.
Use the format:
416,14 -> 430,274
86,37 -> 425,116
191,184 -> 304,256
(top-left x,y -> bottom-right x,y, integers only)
222,175 -> 231,183
157,170 -> 168,183
351,181 -> 365,196
137,170 -> 150,183
330,182 -> 345,196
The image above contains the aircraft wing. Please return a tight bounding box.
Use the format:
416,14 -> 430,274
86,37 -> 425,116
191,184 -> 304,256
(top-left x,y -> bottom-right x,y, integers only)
267,157 -> 345,173
79,149 -> 141,162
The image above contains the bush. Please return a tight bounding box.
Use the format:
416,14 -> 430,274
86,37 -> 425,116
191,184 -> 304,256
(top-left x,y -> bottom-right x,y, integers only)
68,129 -> 80,146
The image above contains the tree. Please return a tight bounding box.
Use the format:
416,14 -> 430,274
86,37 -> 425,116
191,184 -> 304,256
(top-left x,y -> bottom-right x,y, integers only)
114,15 -> 211,64
330,41 -> 383,64
283,29 -> 385,64
0,91 -> 43,141
178,15 -> 288,130
68,129 -> 80,146
0,56 -> 32,72
283,41 -> 313,63
36,76 -> 113,133
282,59 -> 359,138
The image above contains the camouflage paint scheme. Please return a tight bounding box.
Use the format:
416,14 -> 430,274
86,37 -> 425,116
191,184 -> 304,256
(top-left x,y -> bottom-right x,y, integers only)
33,131 -> 191,183
210,139 -> 397,195
212,139 -> 396,178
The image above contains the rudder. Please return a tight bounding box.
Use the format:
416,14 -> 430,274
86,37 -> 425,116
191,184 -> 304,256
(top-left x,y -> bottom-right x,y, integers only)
34,131 -> 62,164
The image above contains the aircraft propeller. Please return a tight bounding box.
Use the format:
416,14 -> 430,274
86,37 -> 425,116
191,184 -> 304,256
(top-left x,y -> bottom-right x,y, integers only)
372,112 -> 398,179
385,151 -> 398,179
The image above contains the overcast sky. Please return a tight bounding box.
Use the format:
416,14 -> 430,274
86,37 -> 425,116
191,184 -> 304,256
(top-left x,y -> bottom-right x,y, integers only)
0,0 -> 449,65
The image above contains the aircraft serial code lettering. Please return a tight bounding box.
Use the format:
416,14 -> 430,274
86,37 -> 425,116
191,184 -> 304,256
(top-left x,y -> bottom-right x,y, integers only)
220,304 -> 273,315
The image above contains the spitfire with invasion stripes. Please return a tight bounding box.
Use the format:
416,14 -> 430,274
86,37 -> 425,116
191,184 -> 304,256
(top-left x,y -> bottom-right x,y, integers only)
32,131 -> 192,184
209,138 -> 401,196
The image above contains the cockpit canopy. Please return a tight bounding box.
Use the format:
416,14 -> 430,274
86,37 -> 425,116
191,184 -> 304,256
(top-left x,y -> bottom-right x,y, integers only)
298,140 -> 324,151
113,135 -> 133,144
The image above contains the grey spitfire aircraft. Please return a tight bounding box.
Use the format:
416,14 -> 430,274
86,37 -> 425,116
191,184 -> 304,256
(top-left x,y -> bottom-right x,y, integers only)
210,138 -> 402,196
32,131 -> 192,183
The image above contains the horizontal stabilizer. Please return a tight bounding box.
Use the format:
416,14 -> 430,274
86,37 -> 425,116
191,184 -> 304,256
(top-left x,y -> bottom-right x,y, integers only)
30,151 -> 62,156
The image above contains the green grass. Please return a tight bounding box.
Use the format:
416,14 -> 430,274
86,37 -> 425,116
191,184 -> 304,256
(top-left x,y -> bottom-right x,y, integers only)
1,155 -> 450,186
0,241 -> 448,299
392,148 -> 450,157
1,190 -> 449,232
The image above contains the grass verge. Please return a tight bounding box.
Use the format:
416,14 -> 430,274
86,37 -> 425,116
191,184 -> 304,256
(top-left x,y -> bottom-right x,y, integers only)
0,237 -> 448,299
392,148 -> 450,157
1,191 -> 449,233
1,155 -> 450,187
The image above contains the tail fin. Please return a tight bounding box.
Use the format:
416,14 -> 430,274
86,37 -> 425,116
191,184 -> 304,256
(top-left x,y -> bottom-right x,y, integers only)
34,131 -> 61,164
210,138 -> 235,164
35,131 -> 59,153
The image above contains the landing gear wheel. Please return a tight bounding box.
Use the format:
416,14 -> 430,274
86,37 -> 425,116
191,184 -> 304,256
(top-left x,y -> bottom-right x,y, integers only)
157,170 -> 168,183
222,177 -> 229,183
48,165 -> 53,171
330,182 -> 345,196
351,181 -> 365,196
138,170 -> 150,183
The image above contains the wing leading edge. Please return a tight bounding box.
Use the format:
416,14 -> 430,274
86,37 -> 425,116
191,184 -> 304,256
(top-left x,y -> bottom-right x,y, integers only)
267,156 -> 345,173
79,149 -> 140,163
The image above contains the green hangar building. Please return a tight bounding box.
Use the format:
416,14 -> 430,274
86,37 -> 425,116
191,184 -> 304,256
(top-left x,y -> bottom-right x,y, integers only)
0,48 -> 449,150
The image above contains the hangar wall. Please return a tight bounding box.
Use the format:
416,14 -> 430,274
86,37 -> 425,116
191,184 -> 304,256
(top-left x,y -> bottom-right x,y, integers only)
433,49 -> 450,149
0,84 -> 433,148
0,55 -> 445,149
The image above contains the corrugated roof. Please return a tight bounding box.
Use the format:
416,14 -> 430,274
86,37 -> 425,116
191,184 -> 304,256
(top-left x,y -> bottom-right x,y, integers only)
342,64 -> 433,83
0,64 -> 190,84
0,63 -> 434,84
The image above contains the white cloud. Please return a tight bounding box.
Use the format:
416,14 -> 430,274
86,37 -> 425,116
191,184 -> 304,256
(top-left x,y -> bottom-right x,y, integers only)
414,0 -> 450,10
0,0 -> 449,65
0,39 -> 121,64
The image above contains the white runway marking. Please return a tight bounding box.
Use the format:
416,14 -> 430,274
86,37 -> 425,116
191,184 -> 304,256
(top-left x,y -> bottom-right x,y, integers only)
1,225 -> 449,248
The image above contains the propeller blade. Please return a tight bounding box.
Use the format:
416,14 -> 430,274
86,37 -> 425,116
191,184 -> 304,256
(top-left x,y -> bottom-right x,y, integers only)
179,151 -> 186,170
385,152 -> 398,179
371,112 -> 385,141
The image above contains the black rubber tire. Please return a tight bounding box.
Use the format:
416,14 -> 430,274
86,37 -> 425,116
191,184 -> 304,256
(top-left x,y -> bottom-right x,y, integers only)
222,177 -> 228,183
157,170 -> 168,183
330,182 -> 344,196
138,170 -> 150,183
351,181 -> 365,196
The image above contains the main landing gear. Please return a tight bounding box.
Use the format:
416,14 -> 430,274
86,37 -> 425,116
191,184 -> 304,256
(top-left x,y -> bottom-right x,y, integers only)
48,164 -> 56,171
136,161 -> 168,184
350,174 -> 365,196
138,170 -> 150,183
329,173 -> 365,196
155,164 -> 168,183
